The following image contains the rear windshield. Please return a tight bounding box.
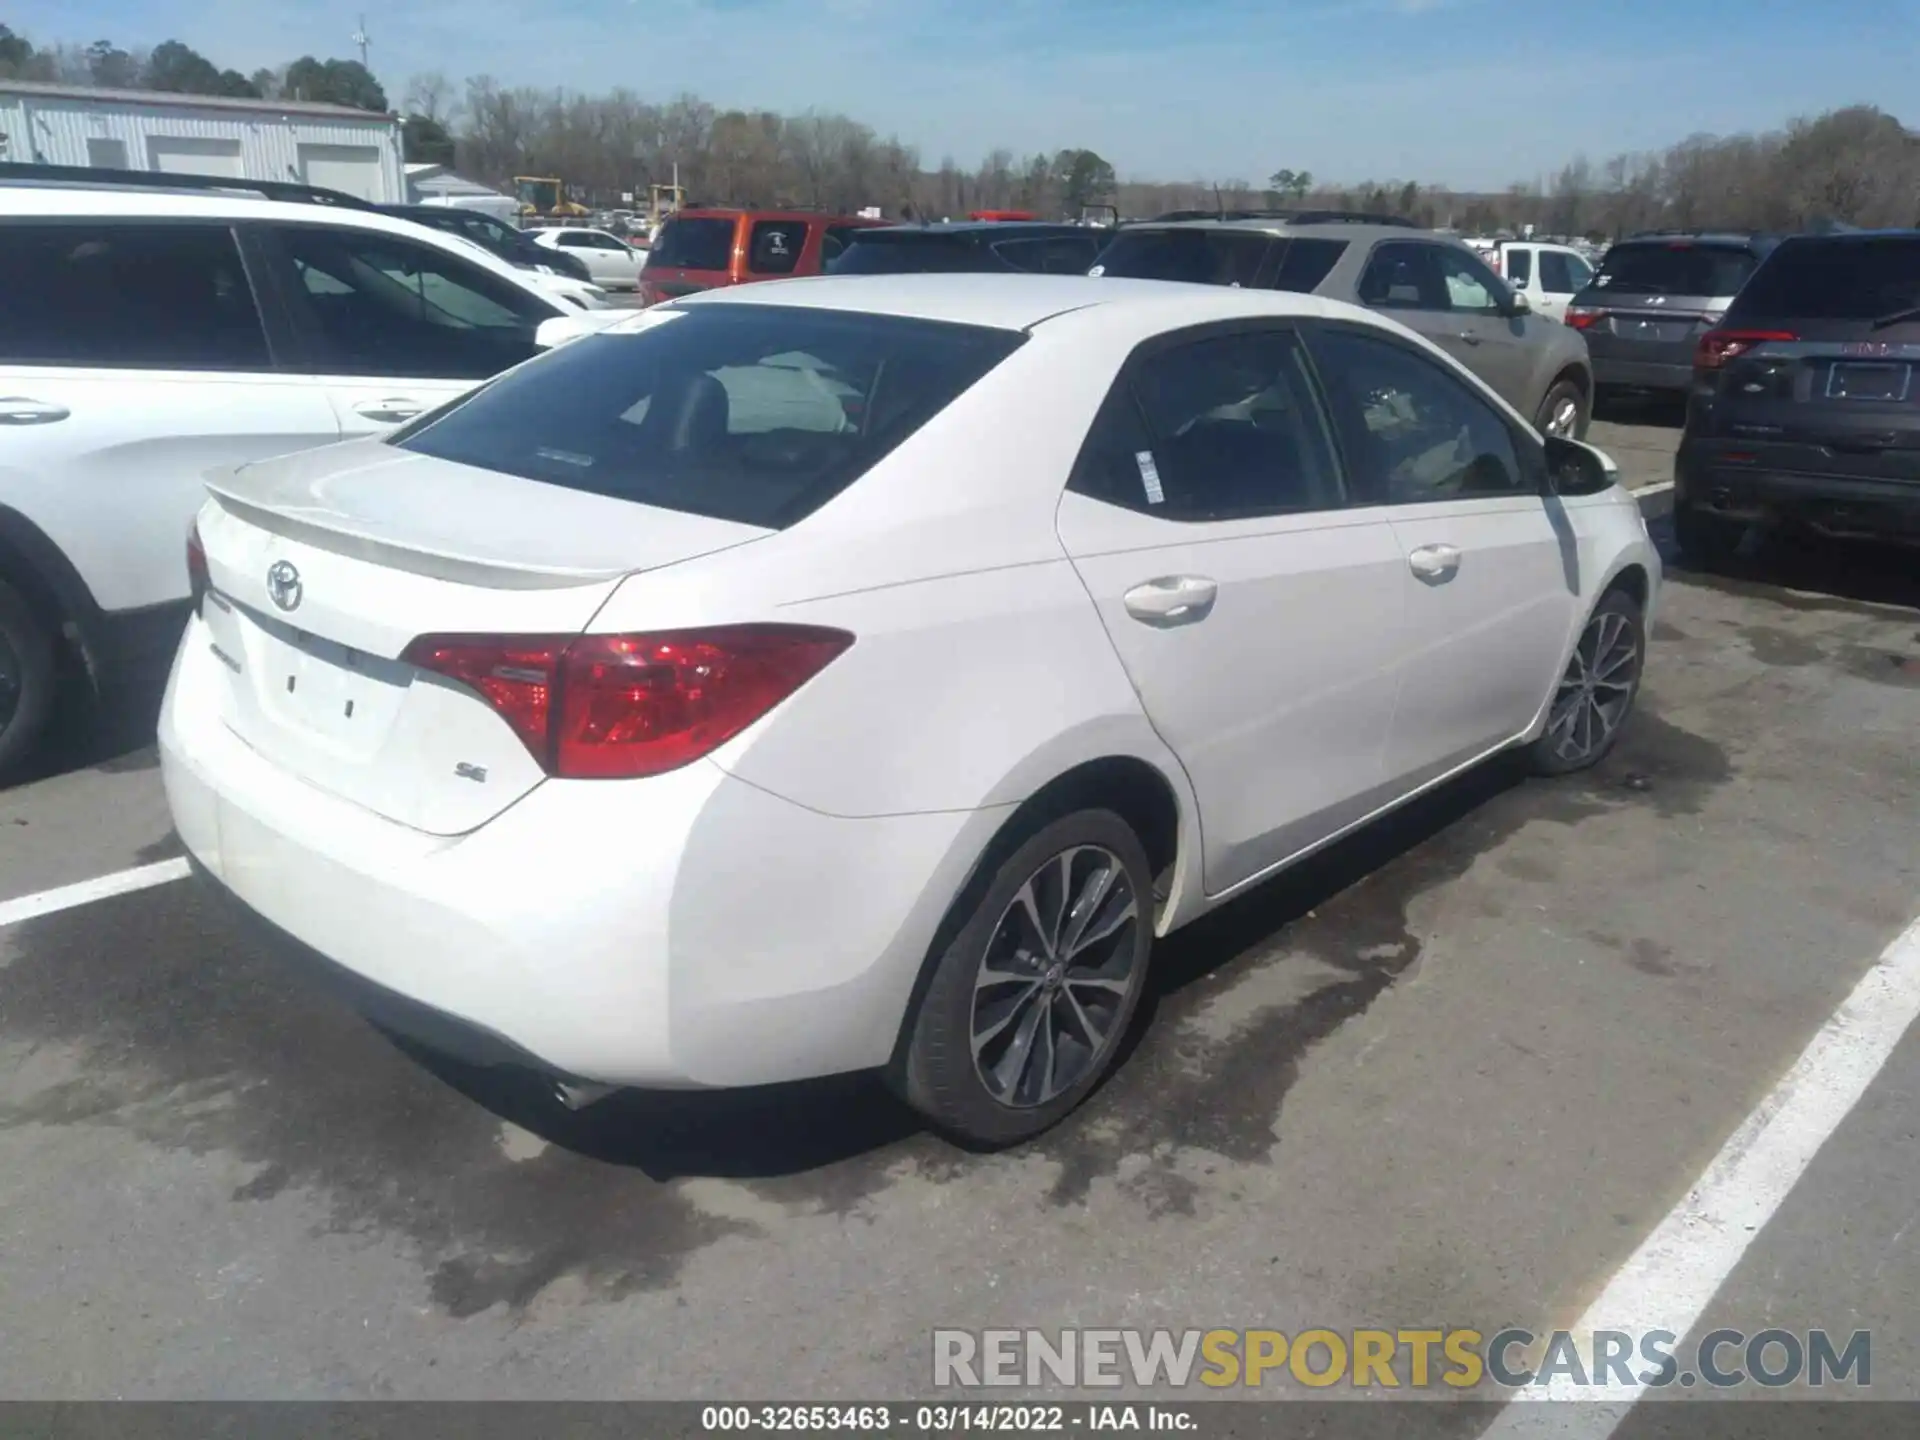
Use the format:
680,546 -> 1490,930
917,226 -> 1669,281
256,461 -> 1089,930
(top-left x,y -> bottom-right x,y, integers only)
645,217 -> 735,272
1592,241 -> 1759,297
1091,229 -> 1272,287
826,232 -> 994,274
393,305 -> 1025,529
1730,236 -> 1920,322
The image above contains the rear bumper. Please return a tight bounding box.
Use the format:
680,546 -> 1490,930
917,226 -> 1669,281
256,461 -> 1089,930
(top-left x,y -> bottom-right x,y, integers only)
159,614 -> 1004,1089
1675,445 -> 1920,541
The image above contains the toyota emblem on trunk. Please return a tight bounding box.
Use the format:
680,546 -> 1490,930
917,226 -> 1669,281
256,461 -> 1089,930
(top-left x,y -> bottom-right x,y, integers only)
266,561 -> 303,612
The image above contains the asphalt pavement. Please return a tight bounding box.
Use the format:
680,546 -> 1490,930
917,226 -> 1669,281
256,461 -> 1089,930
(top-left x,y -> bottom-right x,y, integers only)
2,412 -> 1916,1432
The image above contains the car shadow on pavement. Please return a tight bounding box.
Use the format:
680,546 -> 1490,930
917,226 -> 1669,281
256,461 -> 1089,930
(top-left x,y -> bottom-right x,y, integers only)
407,753 -> 1536,1184
7,667 -> 167,790
1652,514 -> 1920,614
1594,390 -> 1686,429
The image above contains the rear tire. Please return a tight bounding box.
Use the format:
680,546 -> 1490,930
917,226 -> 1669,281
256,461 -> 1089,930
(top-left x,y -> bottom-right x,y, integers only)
895,809 -> 1154,1148
1673,503 -> 1745,571
0,577 -> 57,783
1526,588 -> 1644,777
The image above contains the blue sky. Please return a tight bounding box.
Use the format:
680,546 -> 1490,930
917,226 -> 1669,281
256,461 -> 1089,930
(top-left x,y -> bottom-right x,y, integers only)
9,0 -> 1918,188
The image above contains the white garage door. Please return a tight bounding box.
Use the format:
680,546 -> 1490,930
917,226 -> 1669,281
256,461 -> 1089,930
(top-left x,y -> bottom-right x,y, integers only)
148,136 -> 243,177
297,144 -> 383,202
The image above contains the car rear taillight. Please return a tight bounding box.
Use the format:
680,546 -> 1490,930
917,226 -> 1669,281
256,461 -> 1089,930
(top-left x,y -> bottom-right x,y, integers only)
1565,306 -> 1605,330
186,520 -> 210,612
401,625 -> 853,779
1695,328 -> 1798,370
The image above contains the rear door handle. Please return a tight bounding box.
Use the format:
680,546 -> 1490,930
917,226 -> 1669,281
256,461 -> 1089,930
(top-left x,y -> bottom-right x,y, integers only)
352,398 -> 425,423
1408,543 -> 1462,583
1123,575 -> 1218,627
0,397 -> 70,425
1455,331 -> 1483,346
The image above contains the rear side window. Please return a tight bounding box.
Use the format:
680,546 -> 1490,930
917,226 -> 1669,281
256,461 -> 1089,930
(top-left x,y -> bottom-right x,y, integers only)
646,217 -> 736,271
1505,248 -> 1533,286
1070,329 -> 1344,521
827,234 -> 994,274
0,221 -> 269,370
1729,237 -> 1920,322
1270,238 -> 1347,293
1594,242 -> 1758,297
395,306 -> 1025,529
749,221 -> 807,275
1091,229 -> 1272,287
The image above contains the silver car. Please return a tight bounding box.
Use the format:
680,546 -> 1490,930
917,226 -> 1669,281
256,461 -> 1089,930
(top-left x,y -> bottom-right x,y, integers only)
1091,214 -> 1596,439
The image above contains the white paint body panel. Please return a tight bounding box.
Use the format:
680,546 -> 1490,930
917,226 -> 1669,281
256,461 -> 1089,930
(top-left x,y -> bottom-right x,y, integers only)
158,273 -> 1662,1091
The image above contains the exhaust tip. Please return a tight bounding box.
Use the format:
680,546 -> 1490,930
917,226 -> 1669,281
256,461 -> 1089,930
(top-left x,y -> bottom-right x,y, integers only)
552,1079 -> 619,1111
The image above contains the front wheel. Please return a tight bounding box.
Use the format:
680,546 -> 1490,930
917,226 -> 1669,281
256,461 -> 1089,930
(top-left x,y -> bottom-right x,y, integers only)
1526,588 -> 1644,776
0,577 -> 57,783
1535,378 -> 1590,441
894,810 -> 1154,1148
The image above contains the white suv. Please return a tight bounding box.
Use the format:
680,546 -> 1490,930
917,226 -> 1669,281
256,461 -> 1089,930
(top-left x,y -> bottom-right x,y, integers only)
0,169 -> 618,776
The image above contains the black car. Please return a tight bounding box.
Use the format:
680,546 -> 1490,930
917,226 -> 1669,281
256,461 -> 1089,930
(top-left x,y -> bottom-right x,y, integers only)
376,204 -> 595,283
1567,231 -> 1781,399
1675,229 -> 1920,561
825,221 -> 1104,276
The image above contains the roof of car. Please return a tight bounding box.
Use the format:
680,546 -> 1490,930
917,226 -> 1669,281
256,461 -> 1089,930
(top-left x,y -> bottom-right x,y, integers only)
1121,217 -> 1445,244
852,221 -> 1092,238
658,271 -> 1357,333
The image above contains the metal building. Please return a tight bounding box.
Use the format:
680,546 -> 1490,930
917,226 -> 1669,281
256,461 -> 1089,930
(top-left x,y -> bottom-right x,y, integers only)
0,80 -> 405,203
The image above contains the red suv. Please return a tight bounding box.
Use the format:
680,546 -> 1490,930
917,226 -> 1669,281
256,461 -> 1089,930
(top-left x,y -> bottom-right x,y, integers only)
640,209 -> 885,304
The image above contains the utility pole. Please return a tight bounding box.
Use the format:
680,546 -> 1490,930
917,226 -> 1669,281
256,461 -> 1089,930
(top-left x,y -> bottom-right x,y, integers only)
351,15 -> 371,69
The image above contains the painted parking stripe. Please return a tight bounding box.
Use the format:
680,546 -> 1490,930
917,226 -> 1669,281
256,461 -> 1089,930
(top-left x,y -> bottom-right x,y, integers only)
1632,480 -> 1675,499
0,857 -> 192,929
1481,910 -> 1920,1436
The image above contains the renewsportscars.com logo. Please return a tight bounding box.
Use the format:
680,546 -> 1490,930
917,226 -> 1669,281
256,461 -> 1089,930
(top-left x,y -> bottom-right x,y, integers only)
932,1328 -> 1871,1391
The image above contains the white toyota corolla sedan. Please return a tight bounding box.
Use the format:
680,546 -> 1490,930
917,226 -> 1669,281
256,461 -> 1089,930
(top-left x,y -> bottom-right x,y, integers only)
160,274 -> 1660,1146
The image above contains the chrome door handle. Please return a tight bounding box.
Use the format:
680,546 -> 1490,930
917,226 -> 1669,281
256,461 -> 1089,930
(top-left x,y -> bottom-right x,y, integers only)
0,397 -> 70,425
353,398 -> 425,423
1456,331 -> 1483,345
1408,544 -> 1462,583
1123,575 -> 1217,627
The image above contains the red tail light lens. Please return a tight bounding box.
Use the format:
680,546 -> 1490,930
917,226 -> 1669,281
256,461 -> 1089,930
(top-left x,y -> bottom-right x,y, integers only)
401,625 -> 852,779
186,520 -> 210,612
1565,306 -> 1605,330
1696,329 -> 1797,370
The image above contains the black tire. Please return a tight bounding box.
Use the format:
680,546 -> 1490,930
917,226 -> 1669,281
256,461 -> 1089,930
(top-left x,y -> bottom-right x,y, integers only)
1534,377 -> 1590,441
1673,502 -> 1744,571
0,577 -> 57,783
894,809 -> 1155,1148
1525,588 -> 1645,777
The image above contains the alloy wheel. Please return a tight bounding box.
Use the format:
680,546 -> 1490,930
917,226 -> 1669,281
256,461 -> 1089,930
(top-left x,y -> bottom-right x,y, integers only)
1544,394 -> 1582,439
1546,608 -> 1639,763
970,845 -> 1141,1109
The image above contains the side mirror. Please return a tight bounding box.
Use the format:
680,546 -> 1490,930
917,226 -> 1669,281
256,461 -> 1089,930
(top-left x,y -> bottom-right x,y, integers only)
1506,289 -> 1533,317
1543,435 -> 1617,495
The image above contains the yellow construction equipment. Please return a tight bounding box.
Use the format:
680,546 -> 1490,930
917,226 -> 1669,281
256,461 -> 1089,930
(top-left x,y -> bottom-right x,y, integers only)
512,176 -> 590,221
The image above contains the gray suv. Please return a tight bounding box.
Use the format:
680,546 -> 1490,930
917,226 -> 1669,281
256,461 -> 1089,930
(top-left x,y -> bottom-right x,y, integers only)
1566,231 -> 1781,399
1092,215 -> 1595,438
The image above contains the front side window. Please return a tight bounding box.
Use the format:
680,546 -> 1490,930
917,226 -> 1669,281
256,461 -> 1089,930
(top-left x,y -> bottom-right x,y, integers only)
749,221 -> 808,275
1539,251 -> 1577,294
1504,248 -> 1534,287
820,224 -> 867,264
1436,247 -> 1507,315
1308,326 -> 1529,504
395,305 -> 1025,529
268,225 -> 554,380
0,221 -> 269,371
1070,329 -> 1344,522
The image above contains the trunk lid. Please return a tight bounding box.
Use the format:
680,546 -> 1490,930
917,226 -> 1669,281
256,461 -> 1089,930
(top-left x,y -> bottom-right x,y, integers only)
195,439 -> 772,834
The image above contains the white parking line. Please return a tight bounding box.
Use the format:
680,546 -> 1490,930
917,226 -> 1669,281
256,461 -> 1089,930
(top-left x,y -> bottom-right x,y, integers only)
0,857 -> 192,929
1632,480 -> 1675,499
1481,911 -> 1920,1436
